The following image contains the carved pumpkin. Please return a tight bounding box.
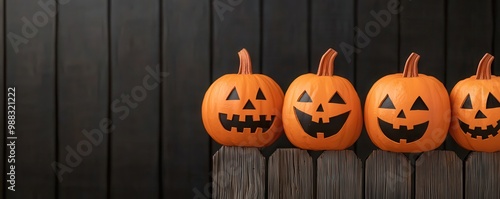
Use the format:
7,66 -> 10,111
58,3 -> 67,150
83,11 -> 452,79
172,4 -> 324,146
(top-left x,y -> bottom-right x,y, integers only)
282,49 -> 362,150
364,53 -> 450,153
450,53 -> 500,152
202,48 -> 284,147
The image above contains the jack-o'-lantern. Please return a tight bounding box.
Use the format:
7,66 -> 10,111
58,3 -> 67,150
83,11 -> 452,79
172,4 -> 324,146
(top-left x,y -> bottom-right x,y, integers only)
282,48 -> 362,150
364,53 -> 450,153
202,48 -> 284,147
450,53 -> 500,152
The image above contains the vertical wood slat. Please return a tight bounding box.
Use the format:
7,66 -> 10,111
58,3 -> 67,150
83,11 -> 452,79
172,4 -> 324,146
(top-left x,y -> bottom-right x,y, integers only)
495,0 -> 500,74
365,150 -> 411,199
0,0 -> 4,195
5,0 -> 56,197
162,0 -> 211,197
268,149 -> 313,199
445,0 -> 493,160
415,150 -> 463,199
212,146 -> 265,199
56,0 -> 108,198
465,152 -> 500,199
261,0 -> 309,157
317,150 -> 362,199
109,0 -> 160,198
211,0 -> 261,155
355,0 -> 400,160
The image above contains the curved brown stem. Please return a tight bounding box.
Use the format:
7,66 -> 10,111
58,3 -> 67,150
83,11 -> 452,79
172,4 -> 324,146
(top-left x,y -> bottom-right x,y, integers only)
237,48 -> 253,74
317,48 -> 338,76
476,53 -> 494,80
402,53 -> 420,77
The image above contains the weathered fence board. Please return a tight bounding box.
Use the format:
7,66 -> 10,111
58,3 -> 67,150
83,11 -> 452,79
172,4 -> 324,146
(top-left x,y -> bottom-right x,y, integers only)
365,150 -> 411,199
213,146 -> 265,199
465,152 -> 500,199
268,148 -> 313,199
317,150 -> 362,199
415,150 -> 462,199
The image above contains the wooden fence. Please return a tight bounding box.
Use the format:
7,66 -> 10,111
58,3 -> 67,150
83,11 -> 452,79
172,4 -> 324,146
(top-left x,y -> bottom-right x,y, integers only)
213,147 -> 500,199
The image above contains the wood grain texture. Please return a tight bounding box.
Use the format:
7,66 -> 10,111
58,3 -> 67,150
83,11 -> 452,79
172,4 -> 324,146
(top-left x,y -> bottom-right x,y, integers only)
465,152 -> 500,199
260,0 -> 308,157
268,149 -> 313,199
446,0 -> 493,160
212,146 -> 265,199
365,150 -> 411,199
109,0 -> 160,198
162,0 -> 211,197
317,150 -> 362,199
5,0 -> 56,197
415,150 -> 463,199
356,0 -> 400,160
211,0 -> 261,155
57,0 -> 108,198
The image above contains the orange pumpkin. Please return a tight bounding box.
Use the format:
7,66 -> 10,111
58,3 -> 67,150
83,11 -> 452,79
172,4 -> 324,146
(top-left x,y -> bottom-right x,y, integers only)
364,53 -> 450,153
282,48 -> 362,150
450,53 -> 500,152
202,48 -> 284,147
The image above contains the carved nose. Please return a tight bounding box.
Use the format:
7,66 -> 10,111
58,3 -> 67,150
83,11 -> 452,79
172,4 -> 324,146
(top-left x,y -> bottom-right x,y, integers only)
243,100 -> 255,110
475,110 -> 487,119
397,110 -> 406,118
316,104 -> 324,112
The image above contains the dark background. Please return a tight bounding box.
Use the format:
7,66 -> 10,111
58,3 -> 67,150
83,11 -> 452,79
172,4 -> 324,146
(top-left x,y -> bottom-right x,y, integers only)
0,0 -> 498,198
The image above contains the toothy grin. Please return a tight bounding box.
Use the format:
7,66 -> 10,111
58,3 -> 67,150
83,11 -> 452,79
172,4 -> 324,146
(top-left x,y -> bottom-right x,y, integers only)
458,119 -> 500,139
219,113 -> 275,133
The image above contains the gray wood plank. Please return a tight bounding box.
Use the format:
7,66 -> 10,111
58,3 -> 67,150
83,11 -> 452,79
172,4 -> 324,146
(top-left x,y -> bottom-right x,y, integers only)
495,0 -> 500,74
261,0 -> 308,156
317,150 -> 362,199
465,152 -> 500,199
268,148 -> 313,199
5,0 -> 56,197
162,0 -> 211,197
212,146 -> 265,199
356,0 -> 400,160
415,150 -> 463,199
365,150 -> 411,199
446,0 -> 493,160
110,0 -> 160,198
57,0 -> 108,198
211,0 -> 261,155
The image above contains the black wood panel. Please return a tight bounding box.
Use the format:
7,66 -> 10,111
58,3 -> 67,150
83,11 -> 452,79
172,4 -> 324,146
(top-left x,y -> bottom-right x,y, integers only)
162,0 -> 211,197
57,0 -> 108,198
446,0 -> 493,159
109,0 -> 160,198
261,0 -> 309,156
399,0 -> 446,151
5,0 -> 56,197
211,0 -> 261,155
356,0 -> 400,161
495,0 -> 499,74
0,0 -> 4,195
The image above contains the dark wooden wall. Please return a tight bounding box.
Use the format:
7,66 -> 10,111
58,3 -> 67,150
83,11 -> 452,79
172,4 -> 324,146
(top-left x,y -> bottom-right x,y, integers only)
1,0 -> 498,198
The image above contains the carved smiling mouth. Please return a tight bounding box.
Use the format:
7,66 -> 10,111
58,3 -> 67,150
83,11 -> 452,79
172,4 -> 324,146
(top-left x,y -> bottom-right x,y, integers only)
458,119 -> 500,139
293,107 -> 350,138
377,118 -> 429,143
219,113 -> 275,133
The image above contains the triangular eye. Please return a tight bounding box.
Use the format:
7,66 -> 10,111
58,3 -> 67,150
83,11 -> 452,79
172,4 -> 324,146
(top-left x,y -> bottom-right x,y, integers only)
411,96 -> 429,110
379,94 -> 395,109
226,87 -> 239,100
329,92 -> 345,104
461,94 -> 473,109
486,93 -> 500,109
298,91 -> 312,102
256,88 -> 266,100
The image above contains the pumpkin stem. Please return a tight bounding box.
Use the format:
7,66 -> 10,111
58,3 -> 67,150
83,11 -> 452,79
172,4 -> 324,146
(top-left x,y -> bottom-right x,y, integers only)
476,53 -> 494,80
402,52 -> 420,77
238,48 -> 253,74
317,48 -> 338,76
